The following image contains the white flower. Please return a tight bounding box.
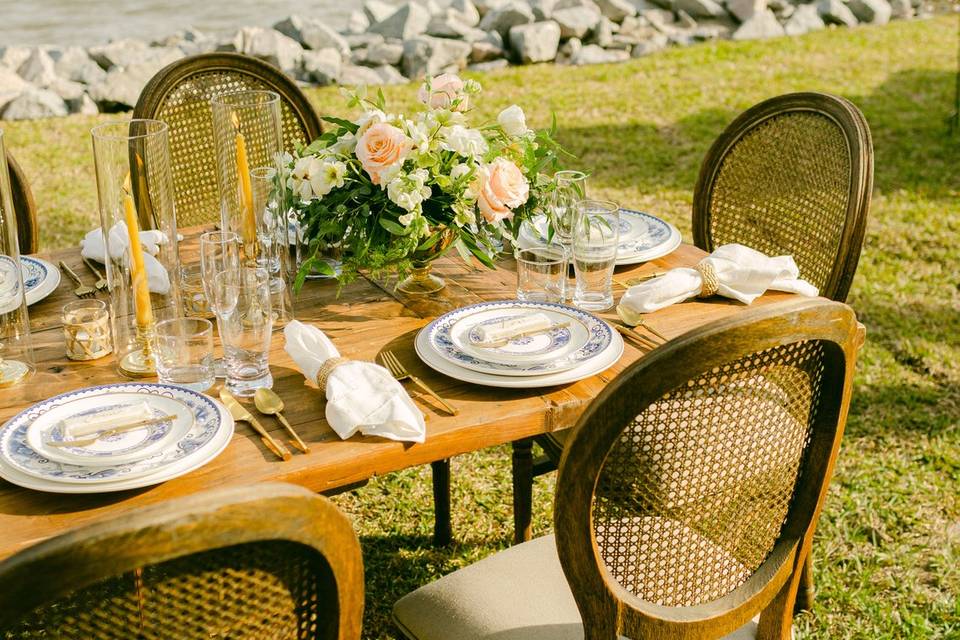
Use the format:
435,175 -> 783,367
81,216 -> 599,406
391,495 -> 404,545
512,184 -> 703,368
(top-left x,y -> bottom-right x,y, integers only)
387,168 -> 432,213
357,109 -> 387,136
313,160 -> 347,197
498,105 -> 530,137
405,119 -> 432,155
450,163 -> 472,182
440,125 -> 488,158
290,156 -> 348,200
329,132 -> 357,155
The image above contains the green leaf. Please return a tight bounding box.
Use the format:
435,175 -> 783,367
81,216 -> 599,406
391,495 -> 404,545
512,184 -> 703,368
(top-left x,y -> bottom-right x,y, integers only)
321,116 -> 359,134
379,218 -> 410,235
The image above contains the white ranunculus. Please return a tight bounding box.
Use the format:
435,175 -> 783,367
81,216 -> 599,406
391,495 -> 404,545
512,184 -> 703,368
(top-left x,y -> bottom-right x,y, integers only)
387,169 -> 432,213
497,105 -> 529,137
440,125 -> 488,158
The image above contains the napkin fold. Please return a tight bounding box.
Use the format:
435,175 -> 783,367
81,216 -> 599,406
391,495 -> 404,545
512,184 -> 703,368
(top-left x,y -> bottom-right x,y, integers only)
283,320 -> 426,443
80,224 -> 171,294
618,244 -> 818,318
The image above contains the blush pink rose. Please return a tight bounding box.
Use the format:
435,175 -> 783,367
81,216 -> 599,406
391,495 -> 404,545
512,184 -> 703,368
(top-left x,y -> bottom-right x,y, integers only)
418,74 -> 468,111
476,158 -> 529,223
356,122 -> 411,185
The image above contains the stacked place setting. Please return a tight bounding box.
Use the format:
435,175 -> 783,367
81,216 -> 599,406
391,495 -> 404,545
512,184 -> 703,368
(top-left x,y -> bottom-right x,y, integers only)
0,383 -> 234,493
415,300 -> 624,389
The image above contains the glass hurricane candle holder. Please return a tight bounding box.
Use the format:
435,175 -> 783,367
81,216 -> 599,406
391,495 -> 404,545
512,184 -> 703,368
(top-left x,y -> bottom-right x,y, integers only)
0,130 -> 34,387
91,119 -> 181,377
211,90 -> 283,268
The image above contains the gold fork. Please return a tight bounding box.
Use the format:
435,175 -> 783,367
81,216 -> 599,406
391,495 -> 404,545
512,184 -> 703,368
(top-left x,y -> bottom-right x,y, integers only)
82,257 -> 108,292
59,261 -> 96,298
379,350 -> 458,415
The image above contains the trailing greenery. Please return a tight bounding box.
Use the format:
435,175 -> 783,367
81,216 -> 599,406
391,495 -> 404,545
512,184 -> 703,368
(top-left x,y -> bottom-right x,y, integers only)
3,15 -> 958,639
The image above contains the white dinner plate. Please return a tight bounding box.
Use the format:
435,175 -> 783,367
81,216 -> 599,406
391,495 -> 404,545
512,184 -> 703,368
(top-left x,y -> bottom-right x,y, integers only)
416,322 -> 624,389
0,383 -> 230,486
425,301 -> 614,376
25,392 -> 195,467
0,256 -> 61,315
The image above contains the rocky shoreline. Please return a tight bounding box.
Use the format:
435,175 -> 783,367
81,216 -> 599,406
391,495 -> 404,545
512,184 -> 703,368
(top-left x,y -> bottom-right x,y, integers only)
0,0 -> 928,120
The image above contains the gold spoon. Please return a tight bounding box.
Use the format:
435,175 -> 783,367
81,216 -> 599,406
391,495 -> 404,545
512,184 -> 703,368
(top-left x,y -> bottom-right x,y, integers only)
253,388 -> 309,454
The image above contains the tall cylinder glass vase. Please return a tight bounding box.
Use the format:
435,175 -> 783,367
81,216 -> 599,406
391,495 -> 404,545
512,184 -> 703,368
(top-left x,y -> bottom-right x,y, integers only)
211,90 -> 284,269
91,119 -> 181,378
0,130 -> 34,387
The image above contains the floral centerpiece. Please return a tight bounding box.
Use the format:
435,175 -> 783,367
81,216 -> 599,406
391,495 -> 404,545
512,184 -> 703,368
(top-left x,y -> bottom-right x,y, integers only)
276,73 -> 566,294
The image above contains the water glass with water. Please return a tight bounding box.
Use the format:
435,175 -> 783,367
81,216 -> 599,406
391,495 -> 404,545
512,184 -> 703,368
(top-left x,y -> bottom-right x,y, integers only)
213,267 -> 273,396
155,318 -> 215,392
572,200 -> 621,312
549,170 -> 588,248
516,247 -> 567,303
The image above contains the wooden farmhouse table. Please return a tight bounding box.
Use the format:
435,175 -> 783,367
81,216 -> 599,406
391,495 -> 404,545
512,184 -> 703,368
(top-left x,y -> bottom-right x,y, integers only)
0,240 -> 810,561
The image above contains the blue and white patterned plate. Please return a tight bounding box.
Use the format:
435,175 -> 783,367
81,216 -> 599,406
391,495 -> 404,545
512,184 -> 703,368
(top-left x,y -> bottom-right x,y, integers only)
0,383 -> 225,485
25,393 -> 195,467
520,209 -> 682,265
0,255 -> 61,314
425,301 -> 613,377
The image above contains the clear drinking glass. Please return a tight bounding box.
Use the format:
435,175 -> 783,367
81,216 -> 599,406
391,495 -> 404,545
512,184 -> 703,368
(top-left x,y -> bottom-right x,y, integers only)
213,267 -> 273,396
155,318 -> 215,392
200,231 -> 241,311
550,170 -> 588,248
62,299 -> 112,361
572,200 -> 621,312
516,247 -> 567,303
251,167 -> 293,324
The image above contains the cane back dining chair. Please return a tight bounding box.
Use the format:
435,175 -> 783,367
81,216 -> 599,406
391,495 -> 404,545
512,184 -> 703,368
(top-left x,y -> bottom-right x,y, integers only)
0,482 -> 364,640
3,150 -> 39,254
394,298 -> 863,640
133,52 -> 323,229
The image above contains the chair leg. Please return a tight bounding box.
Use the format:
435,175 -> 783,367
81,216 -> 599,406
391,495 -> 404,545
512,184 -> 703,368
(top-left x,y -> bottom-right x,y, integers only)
431,459 -> 452,547
794,553 -> 815,614
512,438 -> 534,545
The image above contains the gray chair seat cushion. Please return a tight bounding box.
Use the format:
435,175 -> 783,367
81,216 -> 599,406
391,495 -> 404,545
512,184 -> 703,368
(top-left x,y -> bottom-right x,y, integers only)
393,535 -> 760,640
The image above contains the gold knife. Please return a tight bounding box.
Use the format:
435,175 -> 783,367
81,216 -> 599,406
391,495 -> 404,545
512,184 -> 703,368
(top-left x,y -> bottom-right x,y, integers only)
219,389 -> 292,461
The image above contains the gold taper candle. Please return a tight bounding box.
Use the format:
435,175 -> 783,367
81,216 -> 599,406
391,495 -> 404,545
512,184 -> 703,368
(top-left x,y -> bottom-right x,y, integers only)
232,112 -> 257,250
122,172 -> 154,328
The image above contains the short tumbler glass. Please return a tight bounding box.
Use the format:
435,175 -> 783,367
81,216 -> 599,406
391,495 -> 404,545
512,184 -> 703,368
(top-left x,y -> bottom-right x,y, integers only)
155,318 -> 215,392
62,299 -> 112,361
572,200 -> 621,312
516,247 -> 566,303
214,267 -> 273,396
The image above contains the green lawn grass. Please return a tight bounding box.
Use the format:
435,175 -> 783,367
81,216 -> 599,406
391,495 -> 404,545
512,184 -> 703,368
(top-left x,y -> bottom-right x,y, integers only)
3,16 -> 959,639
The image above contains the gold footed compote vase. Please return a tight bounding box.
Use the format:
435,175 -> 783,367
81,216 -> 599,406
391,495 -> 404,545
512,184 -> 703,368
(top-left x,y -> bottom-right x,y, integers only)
397,226 -> 457,296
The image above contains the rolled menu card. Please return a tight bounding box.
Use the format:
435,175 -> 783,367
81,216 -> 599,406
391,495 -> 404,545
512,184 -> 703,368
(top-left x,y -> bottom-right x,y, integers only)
59,402 -> 153,438
471,313 -> 553,345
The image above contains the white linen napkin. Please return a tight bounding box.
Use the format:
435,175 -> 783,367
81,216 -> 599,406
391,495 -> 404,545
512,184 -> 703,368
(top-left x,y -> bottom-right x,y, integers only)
618,243 -> 818,318
80,223 -> 171,294
283,320 -> 426,443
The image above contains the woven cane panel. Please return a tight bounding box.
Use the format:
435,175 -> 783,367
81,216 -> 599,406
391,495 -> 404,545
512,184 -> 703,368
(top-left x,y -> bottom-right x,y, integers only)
154,71 -> 311,228
4,541 -> 331,639
708,112 -> 851,293
592,341 -> 825,607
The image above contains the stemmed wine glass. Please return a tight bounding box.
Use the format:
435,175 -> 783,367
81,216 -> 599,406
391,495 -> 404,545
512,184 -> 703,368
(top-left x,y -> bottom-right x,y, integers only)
199,230 -> 241,377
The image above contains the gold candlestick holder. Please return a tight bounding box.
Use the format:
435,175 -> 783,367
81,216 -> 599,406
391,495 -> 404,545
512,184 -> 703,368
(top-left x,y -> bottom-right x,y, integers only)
119,321 -> 157,377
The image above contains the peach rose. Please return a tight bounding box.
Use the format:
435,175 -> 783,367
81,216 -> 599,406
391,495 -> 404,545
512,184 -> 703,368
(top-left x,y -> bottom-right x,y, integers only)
356,122 -> 411,185
418,74 -> 468,111
476,158 -> 529,224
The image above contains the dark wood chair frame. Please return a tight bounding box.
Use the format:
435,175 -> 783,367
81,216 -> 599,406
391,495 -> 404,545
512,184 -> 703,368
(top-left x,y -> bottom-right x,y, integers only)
553,298 -> 863,639
0,482 -> 364,639
5,151 -> 39,254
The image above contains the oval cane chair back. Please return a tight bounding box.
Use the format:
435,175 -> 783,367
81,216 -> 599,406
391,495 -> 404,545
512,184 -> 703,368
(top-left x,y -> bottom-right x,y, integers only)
4,151 -> 38,254
692,93 -> 873,302
555,299 -> 862,640
133,53 -> 323,229
0,483 -> 364,640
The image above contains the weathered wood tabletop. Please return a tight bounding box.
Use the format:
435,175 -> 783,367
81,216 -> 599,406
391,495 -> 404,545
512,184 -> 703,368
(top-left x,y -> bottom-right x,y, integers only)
0,241 -> 804,560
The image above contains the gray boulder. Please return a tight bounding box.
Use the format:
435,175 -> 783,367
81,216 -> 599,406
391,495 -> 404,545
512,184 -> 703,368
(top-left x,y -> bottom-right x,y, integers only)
784,4 -> 825,35
88,38 -> 149,69
559,36 -> 582,59
479,1 -> 536,37
474,0 -> 510,17
0,67 -> 28,112
364,0 -> 397,24
817,0 -> 858,26
346,33 -> 386,49
618,14 -> 659,39
889,0 -> 912,18
232,28 -> 304,73
530,0 -> 558,19
694,18 -> 735,39
675,0 -> 725,18
2,87 -> 68,120
509,21 -> 561,63
373,64 -> 408,85
570,43 -> 629,64
726,0 -> 766,22
589,16 -> 616,46
51,46 -> 107,85
46,78 -> 98,114
470,38 -> 507,62
87,64 -> 153,110
17,49 -> 59,87
847,0 -> 891,23
732,8 -> 785,38
345,11 -> 371,34
427,13 -> 489,39
274,16 -> 350,54
401,35 -> 471,78
449,0 -> 482,26
767,0 -> 793,17
631,31 -> 668,55
363,40 -> 405,65
370,3 -> 432,40
596,0 -> 638,20
0,46 -> 31,72
468,58 -> 511,71
643,8 -> 679,33
300,48 -> 342,84
339,63 -> 385,85
676,9 -> 698,28
553,5 -> 603,37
